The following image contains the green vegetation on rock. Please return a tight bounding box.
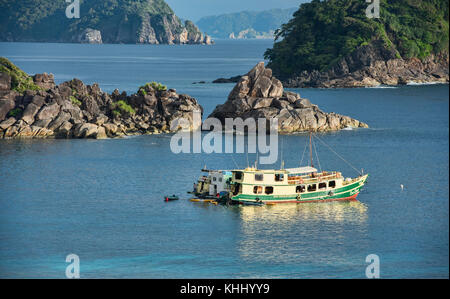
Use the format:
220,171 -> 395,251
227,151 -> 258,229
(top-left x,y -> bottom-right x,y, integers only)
264,0 -> 449,78
149,82 -> 167,92
0,57 -> 42,93
7,108 -> 22,118
138,82 -> 167,94
70,96 -> 82,106
112,100 -> 136,116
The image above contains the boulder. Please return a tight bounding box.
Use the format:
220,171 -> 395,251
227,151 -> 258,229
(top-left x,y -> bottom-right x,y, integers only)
103,123 -> 119,136
33,73 -> 55,90
56,121 -> 73,138
0,117 -> 16,130
21,95 -> 45,124
95,126 -> 107,139
36,103 -> 60,121
0,91 -> 17,121
0,73 -> 11,90
294,98 -> 312,109
73,123 -> 99,138
48,112 -> 71,131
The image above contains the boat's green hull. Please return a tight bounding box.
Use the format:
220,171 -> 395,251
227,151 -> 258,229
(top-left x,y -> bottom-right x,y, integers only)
231,174 -> 368,204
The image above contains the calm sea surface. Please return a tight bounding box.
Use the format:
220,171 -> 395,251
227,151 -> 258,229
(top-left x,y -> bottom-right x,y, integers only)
0,40 -> 448,278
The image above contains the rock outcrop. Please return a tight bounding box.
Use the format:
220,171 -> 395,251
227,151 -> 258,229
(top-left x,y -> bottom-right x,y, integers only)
0,58 -> 202,139
212,75 -> 243,84
77,29 -> 103,44
208,62 -> 368,133
283,41 -> 449,88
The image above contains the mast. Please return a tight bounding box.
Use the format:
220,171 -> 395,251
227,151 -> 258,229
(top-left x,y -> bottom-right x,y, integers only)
309,131 -> 314,168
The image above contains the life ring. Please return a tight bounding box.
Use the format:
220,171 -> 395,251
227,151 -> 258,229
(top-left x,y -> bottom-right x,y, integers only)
255,198 -> 260,202
328,191 -> 334,196
296,194 -> 301,201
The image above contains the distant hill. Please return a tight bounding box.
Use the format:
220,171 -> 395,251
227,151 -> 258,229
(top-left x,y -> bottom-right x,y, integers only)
196,8 -> 297,39
264,0 -> 449,87
0,0 -> 212,44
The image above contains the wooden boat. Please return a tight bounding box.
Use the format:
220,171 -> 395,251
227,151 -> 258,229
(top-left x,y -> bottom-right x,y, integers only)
229,132 -> 368,204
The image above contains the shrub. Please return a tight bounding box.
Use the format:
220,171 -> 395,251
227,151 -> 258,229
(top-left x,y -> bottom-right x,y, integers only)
111,100 -> 135,116
70,96 -> 82,106
7,108 -> 22,118
148,81 -> 167,92
0,57 -> 42,93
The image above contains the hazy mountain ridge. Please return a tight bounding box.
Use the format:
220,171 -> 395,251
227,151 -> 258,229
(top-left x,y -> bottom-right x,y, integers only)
196,8 -> 297,39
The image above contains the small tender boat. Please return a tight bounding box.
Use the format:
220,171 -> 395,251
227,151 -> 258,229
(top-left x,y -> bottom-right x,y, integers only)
228,132 -> 369,204
190,198 -> 219,205
165,195 -> 179,202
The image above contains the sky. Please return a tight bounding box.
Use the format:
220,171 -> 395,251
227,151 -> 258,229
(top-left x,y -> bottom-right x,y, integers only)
165,0 -> 310,21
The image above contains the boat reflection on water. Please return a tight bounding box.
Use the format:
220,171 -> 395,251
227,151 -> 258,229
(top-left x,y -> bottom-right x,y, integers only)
234,202 -> 370,275
238,201 -> 368,224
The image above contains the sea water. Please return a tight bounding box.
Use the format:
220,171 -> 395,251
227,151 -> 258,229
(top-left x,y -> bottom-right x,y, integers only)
0,40 -> 448,278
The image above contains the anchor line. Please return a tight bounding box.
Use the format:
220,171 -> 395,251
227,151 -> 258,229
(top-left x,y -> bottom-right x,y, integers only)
314,134 -> 362,176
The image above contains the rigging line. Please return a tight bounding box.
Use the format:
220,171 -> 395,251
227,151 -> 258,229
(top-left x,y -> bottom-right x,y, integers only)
230,153 -> 240,169
314,134 -> 362,175
280,134 -> 284,169
246,146 -> 249,168
312,135 -> 322,172
256,150 -> 259,169
299,136 -> 308,166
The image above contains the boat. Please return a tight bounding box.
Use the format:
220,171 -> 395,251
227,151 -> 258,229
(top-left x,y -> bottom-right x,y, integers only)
228,132 -> 369,204
190,169 -> 232,198
190,198 -> 219,205
164,195 -> 179,201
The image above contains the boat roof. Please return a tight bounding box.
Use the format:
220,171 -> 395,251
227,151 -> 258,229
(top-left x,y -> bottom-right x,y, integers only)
233,166 -> 318,174
285,167 -> 318,174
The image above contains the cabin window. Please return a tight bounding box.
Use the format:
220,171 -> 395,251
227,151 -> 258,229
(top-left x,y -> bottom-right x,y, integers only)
265,186 -> 274,194
255,174 -> 264,181
235,172 -> 243,180
307,184 -> 317,192
275,174 -> 284,182
296,185 -> 306,193
329,181 -> 336,188
213,177 -> 217,182
219,178 -> 222,182
319,182 -> 327,190
253,186 -> 263,194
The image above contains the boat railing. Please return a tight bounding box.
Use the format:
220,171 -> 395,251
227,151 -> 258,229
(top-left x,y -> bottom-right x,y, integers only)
342,176 -> 362,185
287,172 -> 342,185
